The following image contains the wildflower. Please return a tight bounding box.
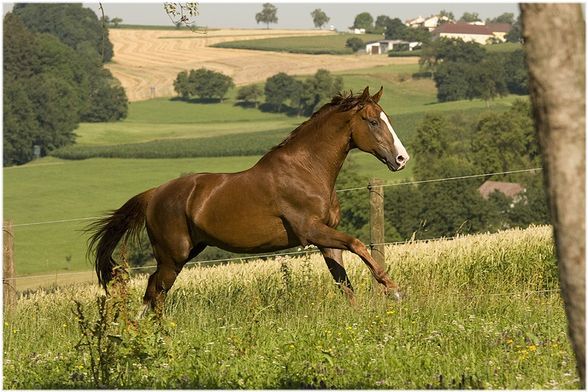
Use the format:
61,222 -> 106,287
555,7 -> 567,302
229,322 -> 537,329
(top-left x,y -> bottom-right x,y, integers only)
528,344 -> 537,352
169,321 -> 177,328
506,339 -> 514,345
289,344 -> 295,349
386,310 -> 395,315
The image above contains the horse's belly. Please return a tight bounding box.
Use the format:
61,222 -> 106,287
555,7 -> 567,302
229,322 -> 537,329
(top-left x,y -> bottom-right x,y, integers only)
194,215 -> 297,253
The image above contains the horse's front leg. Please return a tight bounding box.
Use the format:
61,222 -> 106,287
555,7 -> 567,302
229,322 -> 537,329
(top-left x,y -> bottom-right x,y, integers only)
304,221 -> 402,299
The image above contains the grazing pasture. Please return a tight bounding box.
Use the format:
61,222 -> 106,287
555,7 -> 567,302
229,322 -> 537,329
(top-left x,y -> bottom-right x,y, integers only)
3,226 -> 578,389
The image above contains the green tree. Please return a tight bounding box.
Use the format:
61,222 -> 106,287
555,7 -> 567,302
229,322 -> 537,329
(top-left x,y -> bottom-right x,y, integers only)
13,3 -> 114,62
311,8 -> 329,29
383,18 -> 408,40
352,12 -> 373,31
459,12 -> 481,23
173,70 -> 191,100
236,84 -> 263,107
401,26 -> 431,44
434,61 -> 472,101
299,69 -> 343,115
438,9 -> 455,21
503,49 -> 528,94
188,68 -> 234,101
110,17 -> 123,28
83,70 -> 128,122
256,3 -> 278,29
345,37 -> 364,52
505,15 -> 522,43
264,72 -> 300,112
487,12 -> 515,25
374,15 -> 391,34
3,79 -> 39,165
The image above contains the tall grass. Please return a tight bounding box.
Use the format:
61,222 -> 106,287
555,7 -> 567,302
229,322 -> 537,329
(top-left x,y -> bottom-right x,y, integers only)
3,226 -> 579,389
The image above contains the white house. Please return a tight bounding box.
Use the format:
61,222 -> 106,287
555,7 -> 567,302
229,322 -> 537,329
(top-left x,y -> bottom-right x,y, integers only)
432,22 -> 509,44
406,14 -> 452,31
349,27 -> 366,34
365,40 -> 421,55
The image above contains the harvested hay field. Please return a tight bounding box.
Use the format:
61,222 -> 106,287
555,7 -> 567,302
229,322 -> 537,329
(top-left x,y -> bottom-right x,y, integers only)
107,28 -> 418,101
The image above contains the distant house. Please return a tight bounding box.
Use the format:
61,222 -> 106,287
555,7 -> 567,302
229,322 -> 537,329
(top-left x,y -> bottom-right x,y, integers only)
486,23 -> 512,41
406,15 -> 452,31
365,39 -> 421,55
432,22 -> 509,44
478,180 -> 526,206
349,27 -> 366,34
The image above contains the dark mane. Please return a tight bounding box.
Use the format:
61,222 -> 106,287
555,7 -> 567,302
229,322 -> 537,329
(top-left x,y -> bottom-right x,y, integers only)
271,90 -> 363,151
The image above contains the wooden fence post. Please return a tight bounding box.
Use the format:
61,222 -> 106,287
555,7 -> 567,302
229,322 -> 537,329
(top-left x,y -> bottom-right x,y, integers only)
369,178 -> 386,270
3,220 -> 16,310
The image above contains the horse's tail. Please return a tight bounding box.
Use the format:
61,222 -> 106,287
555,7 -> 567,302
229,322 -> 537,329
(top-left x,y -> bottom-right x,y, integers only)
87,189 -> 154,290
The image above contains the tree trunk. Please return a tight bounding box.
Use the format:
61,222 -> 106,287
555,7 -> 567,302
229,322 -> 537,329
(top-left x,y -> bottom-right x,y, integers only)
521,4 -> 585,387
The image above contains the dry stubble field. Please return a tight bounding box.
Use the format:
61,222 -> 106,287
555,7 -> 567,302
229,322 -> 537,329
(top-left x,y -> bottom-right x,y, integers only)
107,28 -> 418,101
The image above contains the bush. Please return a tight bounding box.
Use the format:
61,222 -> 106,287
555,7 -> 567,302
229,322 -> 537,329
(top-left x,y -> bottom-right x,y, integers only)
174,68 -> 234,101
236,84 -> 263,106
345,37 -> 364,53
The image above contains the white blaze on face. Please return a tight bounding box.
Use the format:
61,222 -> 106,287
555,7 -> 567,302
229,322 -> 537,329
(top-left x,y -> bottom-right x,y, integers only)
380,111 -> 409,165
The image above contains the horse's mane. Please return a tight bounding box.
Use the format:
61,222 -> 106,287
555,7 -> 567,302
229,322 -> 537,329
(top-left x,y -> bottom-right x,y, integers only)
271,90 -> 363,151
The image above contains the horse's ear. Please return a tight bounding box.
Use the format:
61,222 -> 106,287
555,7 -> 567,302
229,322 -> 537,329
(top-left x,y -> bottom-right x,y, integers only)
359,86 -> 370,103
371,86 -> 383,103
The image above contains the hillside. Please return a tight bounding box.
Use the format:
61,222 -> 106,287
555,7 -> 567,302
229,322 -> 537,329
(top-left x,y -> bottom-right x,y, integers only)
106,28 -> 417,101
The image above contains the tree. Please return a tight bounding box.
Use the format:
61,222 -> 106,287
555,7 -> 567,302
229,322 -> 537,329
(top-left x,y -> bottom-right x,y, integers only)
110,17 -> 123,28
383,18 -> 408,40
83,69 -> 128,122
505,15 -> 522,43
12,3 -> 114,62
173,70 -> 191,100
352,12 -> 373,31
503,49 -> 528,94
439,9 -> 455,21
459,12 -> 481,23
264,72 -> 299,112
299,69 -> 343,115
522,4 -> 585,386
256,3 -> 278,29
236,84 -> 263,107
188,68 -> 235,101
311,8 -> 329,29
487,12 -> 515,25
374,15 -> 391,34
345,37 -> 364,53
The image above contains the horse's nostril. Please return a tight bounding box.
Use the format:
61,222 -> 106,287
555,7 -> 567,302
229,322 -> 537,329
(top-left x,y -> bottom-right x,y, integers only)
396,155 -> 406,164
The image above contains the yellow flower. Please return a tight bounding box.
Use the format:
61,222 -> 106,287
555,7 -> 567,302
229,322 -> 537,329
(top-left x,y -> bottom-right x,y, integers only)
528,344 -> 537,352
506,339 -> 514,345
289,344 -> 295,349
386,310 -> 395,315
169,321 -> 177,328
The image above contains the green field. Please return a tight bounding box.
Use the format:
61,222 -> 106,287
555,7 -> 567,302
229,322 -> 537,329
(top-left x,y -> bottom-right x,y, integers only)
211,33 -> 385,55
3,226 -> 579,388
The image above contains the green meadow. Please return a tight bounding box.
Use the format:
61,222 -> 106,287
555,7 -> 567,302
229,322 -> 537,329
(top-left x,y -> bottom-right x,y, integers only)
5,62 -> 525,277
211,33 -> 385,55
3,226 -> 579,388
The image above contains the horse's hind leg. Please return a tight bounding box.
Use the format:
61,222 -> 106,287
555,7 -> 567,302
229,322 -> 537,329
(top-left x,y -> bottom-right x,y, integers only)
320,247 -> 355,304
141,242 -> 206,317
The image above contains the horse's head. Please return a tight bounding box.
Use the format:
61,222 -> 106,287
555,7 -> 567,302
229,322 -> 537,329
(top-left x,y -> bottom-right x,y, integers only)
349,86 -> 409,171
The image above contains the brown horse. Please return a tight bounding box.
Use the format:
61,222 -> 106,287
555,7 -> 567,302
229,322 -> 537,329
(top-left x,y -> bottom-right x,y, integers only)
88,86 -> 409,312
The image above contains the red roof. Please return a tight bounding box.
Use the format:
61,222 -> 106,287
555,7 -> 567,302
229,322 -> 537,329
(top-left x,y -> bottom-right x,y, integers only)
433,22 -> 493,36
486,23 -> 512,33
478,181 -> 525,199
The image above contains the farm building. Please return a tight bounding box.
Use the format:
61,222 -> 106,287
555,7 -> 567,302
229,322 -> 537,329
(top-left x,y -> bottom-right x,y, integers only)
478,180 -> 526,206
432,22 -> 512,44
365,39 -> 421,55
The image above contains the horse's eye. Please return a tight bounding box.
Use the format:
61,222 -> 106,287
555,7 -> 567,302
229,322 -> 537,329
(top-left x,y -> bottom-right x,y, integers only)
369,119 -> 378,126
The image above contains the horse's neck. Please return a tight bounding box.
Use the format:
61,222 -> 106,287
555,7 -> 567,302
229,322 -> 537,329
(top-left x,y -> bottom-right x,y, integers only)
269,113 -> 352,189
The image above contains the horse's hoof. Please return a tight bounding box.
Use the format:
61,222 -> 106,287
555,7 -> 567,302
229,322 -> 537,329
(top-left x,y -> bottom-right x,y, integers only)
384,288 -> 403,301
